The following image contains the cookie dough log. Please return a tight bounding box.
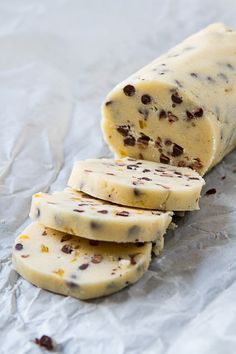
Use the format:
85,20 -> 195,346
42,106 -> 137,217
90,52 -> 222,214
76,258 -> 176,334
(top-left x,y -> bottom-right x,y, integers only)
29,189 -> 172,244
68,158 -> 205,211
12,223 -> 152,300
102,23 -> 236,175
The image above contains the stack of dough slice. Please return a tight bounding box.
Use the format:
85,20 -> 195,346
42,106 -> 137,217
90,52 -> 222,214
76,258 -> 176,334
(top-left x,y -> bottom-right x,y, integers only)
12,157 -> 204,300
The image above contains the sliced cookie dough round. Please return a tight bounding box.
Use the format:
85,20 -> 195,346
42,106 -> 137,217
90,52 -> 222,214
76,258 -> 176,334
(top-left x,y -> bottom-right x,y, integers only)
68,157 -> 205,211
12,223 -> 152,300
30,188 -> 172,243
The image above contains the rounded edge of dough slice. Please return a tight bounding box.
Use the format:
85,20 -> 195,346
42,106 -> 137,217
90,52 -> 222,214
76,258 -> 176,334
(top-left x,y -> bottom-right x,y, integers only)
29,189 -> 172,243
12,223 -> 152,300
68,158 -> 205,211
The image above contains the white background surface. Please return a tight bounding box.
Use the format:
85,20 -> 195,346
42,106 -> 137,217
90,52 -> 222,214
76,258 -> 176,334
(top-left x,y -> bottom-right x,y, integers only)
1,1 -> 236,353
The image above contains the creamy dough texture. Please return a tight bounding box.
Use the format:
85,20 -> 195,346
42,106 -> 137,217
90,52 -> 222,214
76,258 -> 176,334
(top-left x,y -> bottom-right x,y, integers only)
29,188 -> 172,243
68,157 -> 205,211
102,23 -> 236,175
12,223 -> 152,300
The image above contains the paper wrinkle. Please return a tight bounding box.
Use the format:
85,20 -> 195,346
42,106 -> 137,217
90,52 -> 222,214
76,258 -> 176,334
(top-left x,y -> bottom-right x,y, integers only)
1,0 -> 236,353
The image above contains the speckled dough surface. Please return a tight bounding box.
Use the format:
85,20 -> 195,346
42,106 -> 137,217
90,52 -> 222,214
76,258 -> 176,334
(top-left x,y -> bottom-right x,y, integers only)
68,157 -> 205,211
29,188 -> 172,243
102,23 -> 236,175
12,223 -> 152,300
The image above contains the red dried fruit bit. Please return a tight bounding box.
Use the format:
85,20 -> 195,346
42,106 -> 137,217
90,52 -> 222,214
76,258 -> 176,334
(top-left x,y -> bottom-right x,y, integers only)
89,240 -> 99,246
79,263 -> 89,270
123,84 -> 135,96
34,335 -> 53,351
91,254 -> 103,264
116,211 -> 129,217
61,234 -> 73,242
15,243 -> 23,251
141,94 -> 151,104
171,92 -> 183,104
172,143 -> 184,157
61,244 -> 73,254
73,209 -> 84,213
159,110 -> 167,119
205,188 -> 216,196
160,154 -> 170,164
124,135 -> 136,146
116,125 -> 130,137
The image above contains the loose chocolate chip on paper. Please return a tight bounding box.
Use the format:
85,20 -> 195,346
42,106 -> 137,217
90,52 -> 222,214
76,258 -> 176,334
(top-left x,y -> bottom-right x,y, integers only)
123,84 -> 136,96
79,263 -> 89,270
34,335 -> 54,351
117,125 -> 130,137
205,188 -> 216,196
171,92 -> 183,104
141,94 -> 151,105
160,154 -> 170,164
97,210 -> 108,214
15,243 -> 23,251
61,244 -> 73,254
116,211 -> 129,217
124,135 -> 136,146
172,143 -> 184,157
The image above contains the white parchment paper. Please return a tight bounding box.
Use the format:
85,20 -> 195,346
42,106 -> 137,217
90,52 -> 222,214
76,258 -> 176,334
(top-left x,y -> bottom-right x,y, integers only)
1,1 -> 236,353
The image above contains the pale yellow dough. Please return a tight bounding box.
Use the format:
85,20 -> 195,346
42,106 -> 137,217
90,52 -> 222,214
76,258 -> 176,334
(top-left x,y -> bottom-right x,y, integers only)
29,188 -> 172,243
68,157 -> 205,211
102,23 -> 236,175
12,223 -> 152,300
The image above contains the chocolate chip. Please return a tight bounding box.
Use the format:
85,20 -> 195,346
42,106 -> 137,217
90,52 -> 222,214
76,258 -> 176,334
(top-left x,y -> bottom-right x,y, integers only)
129,253 -> 140,265
159,110 -> 167,119
91,254 -> 103,264
42,230 -> 47,236
167,111 -> 178,123
73,209 -> 84,213
35,207 -> 40,218
106,172 -> 115,176
190,72 -> 198,78
160,154 -> 170,164
89,240 -> 99,246
61,244 -> 73,254
134,188 -> 141,196
97,210 -> 108,214
116,211 -> 129,217
171,92 -> 183,104
137,133 -> 150,146
141,94 -> 151,104
205,188 -> 216,196
186,107 -> 203,120
105,101 -> 113,106
226,63 -> 234,70
15,243 -> 23,251
138,107 -> 149,119
143,169 -> 150,173
123,85 -> 135,96
61,234 -> 72,242
127,164 -> 137,170
188,177 -> 199,180
79,263 -> 89,270
141,177 -> 152,181
128,225 -> 140,237
172,143 -> 184,157
90,221 -> 101,229
34,335 -> 53,351
117,125 -> 130,137
124,135 -> 136,146
207,76 -> 215,83
165,139 -> 172,146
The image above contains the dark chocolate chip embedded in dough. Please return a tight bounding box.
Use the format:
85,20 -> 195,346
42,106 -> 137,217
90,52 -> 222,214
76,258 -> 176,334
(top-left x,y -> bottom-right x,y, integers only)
143,169 -> 151,173
97,210 -> 108,214
171,92 -> 183,104
186,108 -> 203,120
73,209 -> 84,213
137,133 -> 150,146
61,244 -> 73,254
141,94 -> 151,104
172,143 -> 184,157
160,154 -> 170,164
116,211 -> 129,217
61,234 -> 73,242
105,101 -> 113,106
35,207 -> 40,218
128,225 -> 140,237
190,72 -> 198,78
15,243 -> 23,251
117,125 -> 130,137
124,135 -> 136,146
159,110 -> 167,119
123,84 -> 136,96
134,188 -> 142,197
226,63 -> 234,70
167,111 -> 179,123
165,139 -> 172,146
79,263 -> 89,270
141,177 -> 152,181
90,221 -> 101,229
